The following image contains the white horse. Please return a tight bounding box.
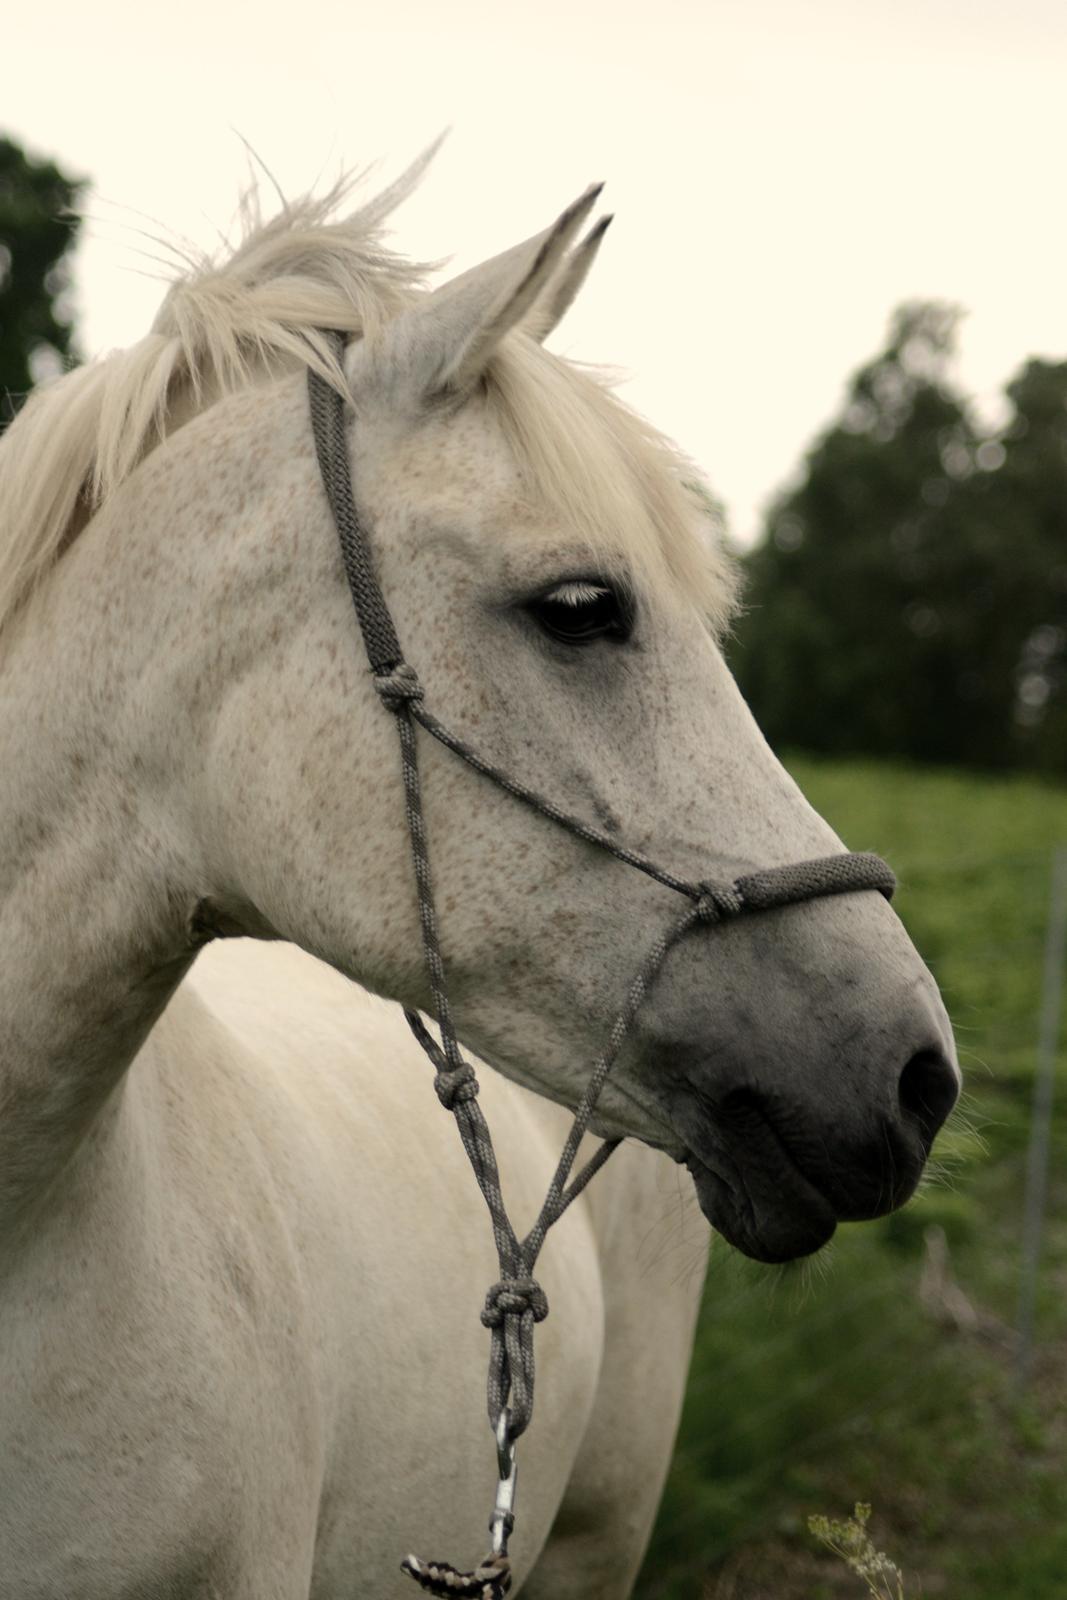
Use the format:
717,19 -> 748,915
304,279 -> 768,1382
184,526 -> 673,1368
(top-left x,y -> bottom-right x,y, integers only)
0,157 -> 958,1598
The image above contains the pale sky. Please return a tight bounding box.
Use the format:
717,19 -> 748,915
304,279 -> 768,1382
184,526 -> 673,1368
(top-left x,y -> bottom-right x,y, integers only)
5,0 -> 1067,546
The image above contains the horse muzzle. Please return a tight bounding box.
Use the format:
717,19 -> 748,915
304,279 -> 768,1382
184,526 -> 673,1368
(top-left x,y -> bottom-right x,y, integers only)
672,1032 -> 960,1264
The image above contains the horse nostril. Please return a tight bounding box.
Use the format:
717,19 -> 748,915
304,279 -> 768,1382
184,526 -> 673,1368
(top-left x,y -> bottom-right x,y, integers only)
898,1047 -> 959,1148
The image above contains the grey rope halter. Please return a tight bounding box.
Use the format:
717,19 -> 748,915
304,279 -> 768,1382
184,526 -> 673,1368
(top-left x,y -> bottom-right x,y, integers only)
307,333 -> 895,1597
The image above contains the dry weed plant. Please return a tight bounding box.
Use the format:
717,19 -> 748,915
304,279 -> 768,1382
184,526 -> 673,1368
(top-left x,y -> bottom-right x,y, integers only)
807,1503 -> 910,1599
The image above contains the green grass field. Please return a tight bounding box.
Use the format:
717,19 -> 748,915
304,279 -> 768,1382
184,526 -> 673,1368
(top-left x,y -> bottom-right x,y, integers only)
635,755 -> 1067,1599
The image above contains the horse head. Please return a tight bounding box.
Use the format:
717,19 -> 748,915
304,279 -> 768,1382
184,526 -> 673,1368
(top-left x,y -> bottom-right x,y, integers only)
163,175 -> 955,1263
8,168 -> 956,1263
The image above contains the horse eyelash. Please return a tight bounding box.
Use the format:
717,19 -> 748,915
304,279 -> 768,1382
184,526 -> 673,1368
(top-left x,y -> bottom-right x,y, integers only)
544,580 -> 612,607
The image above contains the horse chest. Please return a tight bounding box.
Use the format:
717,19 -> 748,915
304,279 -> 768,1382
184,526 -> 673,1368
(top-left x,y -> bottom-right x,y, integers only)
0,1216 -> 316,1596
0,1026 -> 607,1598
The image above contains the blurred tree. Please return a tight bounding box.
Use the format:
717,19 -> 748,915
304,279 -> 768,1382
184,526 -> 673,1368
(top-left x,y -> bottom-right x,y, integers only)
981,359 -> 1067,772
731,304 -> 1067,775
0,135 -> 85,429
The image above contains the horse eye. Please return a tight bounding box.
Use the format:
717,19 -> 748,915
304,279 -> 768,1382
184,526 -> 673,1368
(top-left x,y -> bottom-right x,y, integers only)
528,580 -> 632,647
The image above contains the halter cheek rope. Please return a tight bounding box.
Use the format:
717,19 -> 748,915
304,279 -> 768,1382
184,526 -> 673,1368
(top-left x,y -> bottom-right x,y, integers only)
307,335 -> 896,1597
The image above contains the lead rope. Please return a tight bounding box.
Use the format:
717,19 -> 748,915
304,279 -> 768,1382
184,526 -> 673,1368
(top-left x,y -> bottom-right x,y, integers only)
307,336 -> 896,1596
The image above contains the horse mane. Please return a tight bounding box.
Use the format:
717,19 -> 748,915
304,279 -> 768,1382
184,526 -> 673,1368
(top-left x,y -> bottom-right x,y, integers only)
0,153 -> 737,644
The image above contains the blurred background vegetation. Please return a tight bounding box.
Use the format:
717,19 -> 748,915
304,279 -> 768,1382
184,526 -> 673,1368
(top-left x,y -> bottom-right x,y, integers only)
2,132 -> 1065,1599
733,302 -> 1067,778
0,134 -> 83,427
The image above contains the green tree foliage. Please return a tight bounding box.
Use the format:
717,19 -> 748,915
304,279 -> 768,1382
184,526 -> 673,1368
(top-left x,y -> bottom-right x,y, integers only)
0,135 -> 85,428
731,304 -> 1067,775
982,358 -> 1067,767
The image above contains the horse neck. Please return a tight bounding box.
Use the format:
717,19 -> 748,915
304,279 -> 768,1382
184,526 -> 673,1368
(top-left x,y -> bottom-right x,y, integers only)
0,494 -> 200,1231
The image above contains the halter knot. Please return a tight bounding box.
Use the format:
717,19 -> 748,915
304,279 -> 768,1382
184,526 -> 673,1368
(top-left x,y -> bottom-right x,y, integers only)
481,1277 -> 549,1329
694,880 -> 745,924
374,663 -> 425,713
434,1062 -> 480,1110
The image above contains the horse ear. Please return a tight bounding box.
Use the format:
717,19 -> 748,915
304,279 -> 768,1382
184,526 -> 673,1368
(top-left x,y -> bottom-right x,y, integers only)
524,214 -> 613,344
372,183 -> 605,403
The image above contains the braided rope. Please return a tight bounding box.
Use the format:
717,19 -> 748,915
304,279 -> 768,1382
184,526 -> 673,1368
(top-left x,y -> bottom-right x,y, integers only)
307,353 -> 403,674
306,340 -> 896,1593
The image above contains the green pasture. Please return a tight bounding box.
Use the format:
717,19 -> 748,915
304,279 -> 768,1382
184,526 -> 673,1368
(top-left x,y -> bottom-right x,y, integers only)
636,756 -> 1067,1599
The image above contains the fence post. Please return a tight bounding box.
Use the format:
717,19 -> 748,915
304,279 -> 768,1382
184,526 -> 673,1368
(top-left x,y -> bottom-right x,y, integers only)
1016,844 -> 1067,1391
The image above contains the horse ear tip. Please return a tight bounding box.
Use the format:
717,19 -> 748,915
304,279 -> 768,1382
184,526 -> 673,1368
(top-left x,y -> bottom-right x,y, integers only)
566,181 -> 605,220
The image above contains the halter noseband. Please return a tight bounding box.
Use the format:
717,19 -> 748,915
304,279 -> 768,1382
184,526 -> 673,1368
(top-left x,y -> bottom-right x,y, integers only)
307,335 -> 894,1596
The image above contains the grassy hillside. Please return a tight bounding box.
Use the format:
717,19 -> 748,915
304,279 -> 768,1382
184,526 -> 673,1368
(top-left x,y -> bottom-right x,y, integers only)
636,755 -> 1067,1599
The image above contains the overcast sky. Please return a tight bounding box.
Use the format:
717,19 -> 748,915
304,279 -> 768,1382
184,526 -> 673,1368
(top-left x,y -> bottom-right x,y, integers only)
5,0 -> 1066,545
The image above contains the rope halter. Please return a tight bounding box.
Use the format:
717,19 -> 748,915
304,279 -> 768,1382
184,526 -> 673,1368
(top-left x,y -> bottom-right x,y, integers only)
307,334 -> 896,1597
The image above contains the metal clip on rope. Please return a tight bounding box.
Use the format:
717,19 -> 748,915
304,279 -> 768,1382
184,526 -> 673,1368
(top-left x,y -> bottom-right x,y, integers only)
490,1409 -> 518,1559
307,338 -> 897,1590
400,1410 -> 517,1597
